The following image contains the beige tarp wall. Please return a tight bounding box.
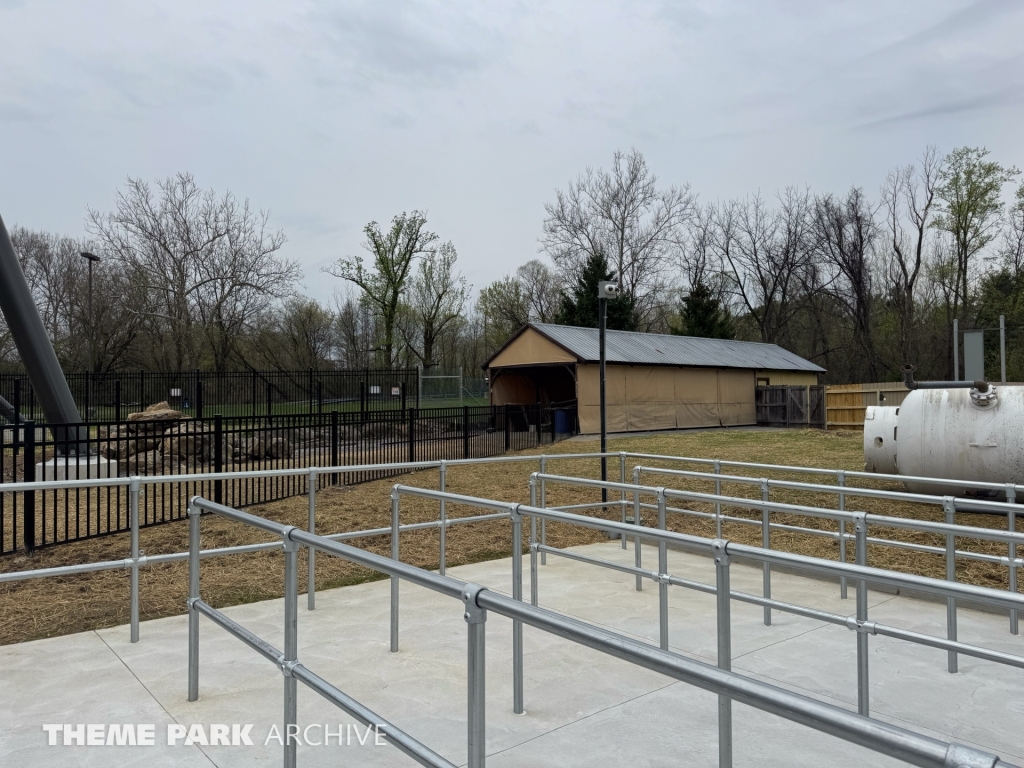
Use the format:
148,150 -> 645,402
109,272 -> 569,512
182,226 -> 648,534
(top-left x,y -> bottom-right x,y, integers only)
489,327 -> 577,367
577,364 -> 756,433
491,374 -> 536,406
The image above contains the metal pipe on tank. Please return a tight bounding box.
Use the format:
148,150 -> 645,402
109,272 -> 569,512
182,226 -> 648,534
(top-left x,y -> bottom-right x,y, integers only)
0,212 -> 85,451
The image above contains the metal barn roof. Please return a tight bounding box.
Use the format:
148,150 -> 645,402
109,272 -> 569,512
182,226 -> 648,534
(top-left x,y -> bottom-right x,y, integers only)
510,323 -> 824,372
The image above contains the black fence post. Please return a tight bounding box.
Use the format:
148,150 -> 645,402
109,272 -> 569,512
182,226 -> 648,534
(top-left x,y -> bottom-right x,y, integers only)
214,414 -> 223,505
266,381 -> 272,417
408,407 -> 416,463
504,404 -> 510,452
317,380 -> 323,414
463,405 -> 469,459
330,410 -> 339,485
114,380 -> 122,423
12,378 -> 20,425
550,405 -> 557,443
196,379 -> 204,420
400,381 -> 406,412
536,402 -> 542,447
251,369 -> 257,416
139,370 -> 145,409
23,421 -> 35,553
308,368 -> 314,414
360,382 -> 366,424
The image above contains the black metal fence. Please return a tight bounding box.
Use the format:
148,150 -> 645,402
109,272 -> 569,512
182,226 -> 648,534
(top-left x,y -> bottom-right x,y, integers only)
755,385 -> 825,428
0,402 -> 578,555
0,368 -> 421,422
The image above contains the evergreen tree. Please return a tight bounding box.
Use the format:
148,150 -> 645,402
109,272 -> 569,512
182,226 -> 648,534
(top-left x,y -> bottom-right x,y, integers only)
670,280 -> 734,339
554,251 -> 636,330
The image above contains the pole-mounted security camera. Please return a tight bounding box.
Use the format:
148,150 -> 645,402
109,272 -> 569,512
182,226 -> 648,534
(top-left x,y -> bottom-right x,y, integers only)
596,279 -> 618,505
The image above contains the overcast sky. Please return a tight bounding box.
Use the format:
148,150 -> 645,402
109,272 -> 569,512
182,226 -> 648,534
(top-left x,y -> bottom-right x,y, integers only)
2,0 -> 1022,302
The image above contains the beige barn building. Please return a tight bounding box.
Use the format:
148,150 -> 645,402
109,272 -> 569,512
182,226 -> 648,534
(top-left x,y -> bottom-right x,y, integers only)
483,323 -> 824,434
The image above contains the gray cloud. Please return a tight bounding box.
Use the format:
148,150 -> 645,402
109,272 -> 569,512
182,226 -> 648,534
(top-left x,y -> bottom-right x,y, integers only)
0,0 -> 1021,302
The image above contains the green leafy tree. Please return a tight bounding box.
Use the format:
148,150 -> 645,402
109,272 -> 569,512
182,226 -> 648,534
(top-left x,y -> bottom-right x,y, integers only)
670,280 -> 734,339
325,211 -> 436,367
934,147 -> 1020,316
554,251 -> 636,330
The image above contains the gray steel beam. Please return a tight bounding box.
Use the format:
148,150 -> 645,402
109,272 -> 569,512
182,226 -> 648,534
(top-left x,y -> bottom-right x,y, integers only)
0,212 -> 84,449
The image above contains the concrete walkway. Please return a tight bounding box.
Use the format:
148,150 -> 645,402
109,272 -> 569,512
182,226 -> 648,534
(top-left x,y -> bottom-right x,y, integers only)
2,541 -> 1022,767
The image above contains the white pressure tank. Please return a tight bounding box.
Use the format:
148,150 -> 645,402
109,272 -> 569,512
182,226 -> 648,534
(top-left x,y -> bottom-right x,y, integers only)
863,385 -> 1024,498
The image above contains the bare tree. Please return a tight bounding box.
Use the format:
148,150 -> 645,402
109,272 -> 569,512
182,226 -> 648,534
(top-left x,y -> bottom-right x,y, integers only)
515,259 -> 560,323
880,146 -> 940,366
719,189 -> 813,345
542,148 -> 694,328
679,203 -> 723,294
327,211 -> 436,368
247,298 -> 336,370
813,187 -> 880,378
88,173 -> 295,373
402,242 -> 469,370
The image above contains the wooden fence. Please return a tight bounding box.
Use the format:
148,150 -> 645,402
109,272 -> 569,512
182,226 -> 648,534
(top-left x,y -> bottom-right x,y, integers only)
755,385 -> 825,428
824,382 -> 909,430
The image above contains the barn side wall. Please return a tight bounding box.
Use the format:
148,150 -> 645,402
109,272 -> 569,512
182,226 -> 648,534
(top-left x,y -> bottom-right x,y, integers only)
576,364 -> 757,434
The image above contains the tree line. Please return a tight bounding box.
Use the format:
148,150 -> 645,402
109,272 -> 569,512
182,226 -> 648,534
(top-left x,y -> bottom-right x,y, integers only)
3,146 -> 1022,384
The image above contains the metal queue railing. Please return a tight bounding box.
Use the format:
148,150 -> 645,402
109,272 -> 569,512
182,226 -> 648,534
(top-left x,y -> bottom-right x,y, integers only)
392,483 -> 1024,720
630,463 -> 1021,634
3,449 -> 1024,645
188,494 -> 1021,768
0,453 -> 621,642
532,472 -> 1024,682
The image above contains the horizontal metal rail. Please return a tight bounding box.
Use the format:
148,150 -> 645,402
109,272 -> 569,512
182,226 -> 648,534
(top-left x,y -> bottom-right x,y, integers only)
191,599 -> 456,768
533,544 -> 1024,671
538,472 -> 1024,547
0,451 -> 625,494
192,493 -> 1019,768
620,451 -> 1024,497
634,464 -> 1019,515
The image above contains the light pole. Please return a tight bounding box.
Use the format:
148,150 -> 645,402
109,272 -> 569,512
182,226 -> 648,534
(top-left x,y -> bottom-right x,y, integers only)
80,252 -> 101,419
598,279 -> 619,506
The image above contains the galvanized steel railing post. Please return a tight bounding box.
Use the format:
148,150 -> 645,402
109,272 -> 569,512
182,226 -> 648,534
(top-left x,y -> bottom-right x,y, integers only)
657,489 -> 669,650
1008,484 -> 1018,636
714,459 -> 723,539
529,476 -> 539,607
129,476 -> 141,643
837,470 -> 848,600
944,497 -> 959,673
633,467 -> 643,592
510,504 -> 524,714
462,583 -> 487,768
307,468 -> 317,611
713,539 -> 733,768
761,479 -> 772,626
391,488 -> 401,653
282,528 -> 299,768
187,499 -> 201,702
539,457 -> 547,565
439,462 -> 448,576
853,512 -> 870,716
619,453 -> 627,550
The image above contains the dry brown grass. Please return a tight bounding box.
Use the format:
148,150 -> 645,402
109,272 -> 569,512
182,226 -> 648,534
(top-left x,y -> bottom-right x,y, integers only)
1,428 -> 1018,646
